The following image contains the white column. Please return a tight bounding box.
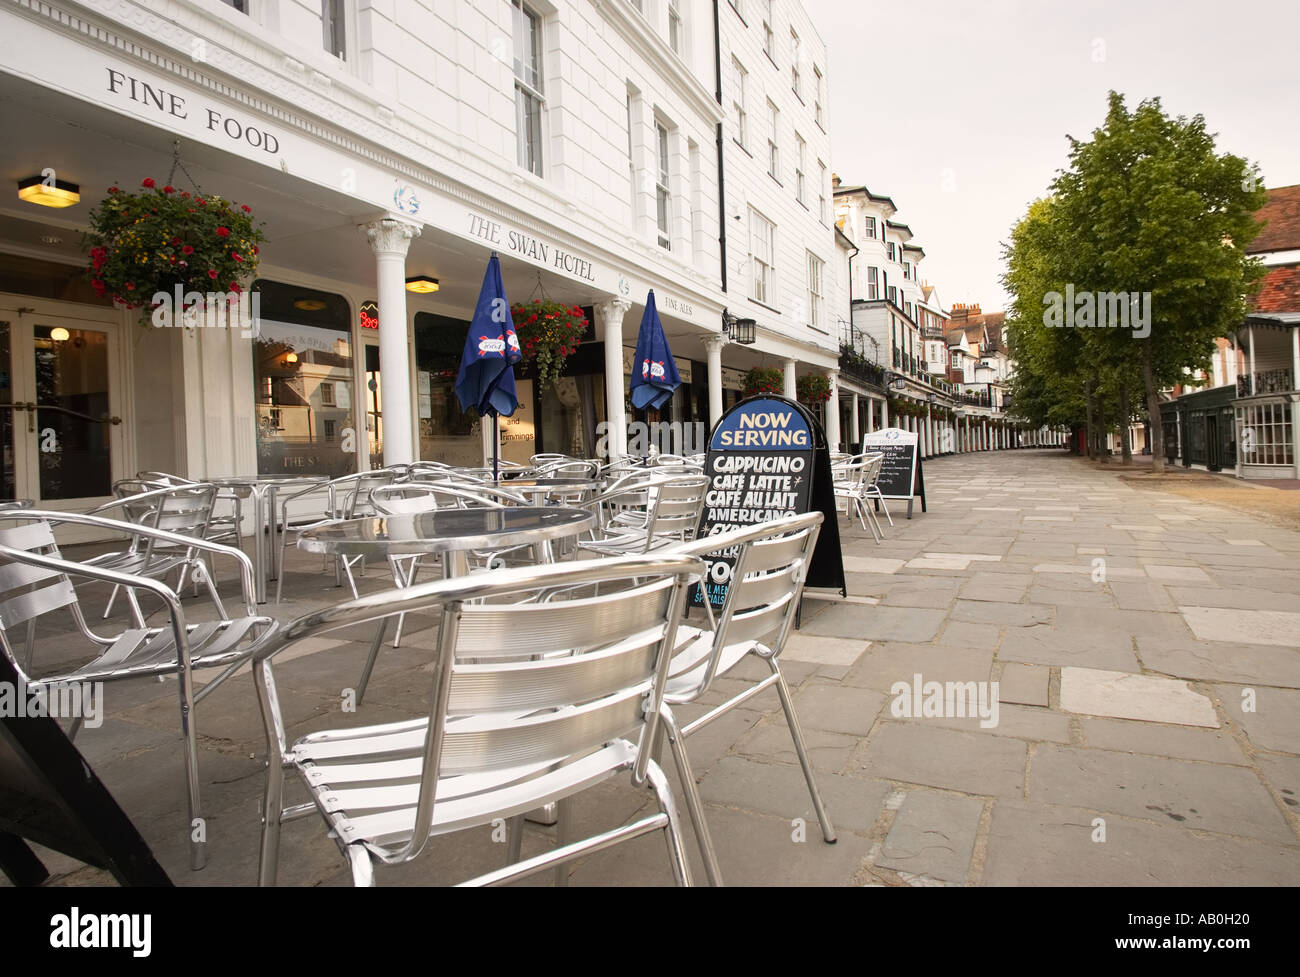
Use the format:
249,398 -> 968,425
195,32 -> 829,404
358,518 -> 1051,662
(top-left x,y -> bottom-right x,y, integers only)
925,406 -> 933,458
596,298 -> 632,459
364,218 -> 421,466
880,398 -> 889,429
866,399 -> 876,434
783,359 -> 797,400
850,393 -> 860,449
705,335 -> 725,428
1292,328 -> 1300,478
825,371 -> 841,450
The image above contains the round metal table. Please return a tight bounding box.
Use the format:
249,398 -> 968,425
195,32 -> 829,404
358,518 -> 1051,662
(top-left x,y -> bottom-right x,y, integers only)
207,474 -> 330,602
297,506 -> 595,704
493,477 -> 604,503
298,506 -> 594,567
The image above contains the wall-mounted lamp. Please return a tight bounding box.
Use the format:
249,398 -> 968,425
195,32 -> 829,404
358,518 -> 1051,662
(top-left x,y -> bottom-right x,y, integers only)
284,352 -> 299,364
721,308 -> 756,345
49,327 -> 70,342
890,375 -> 907,391
18,175 -> 80,208
405,275 -> 440,294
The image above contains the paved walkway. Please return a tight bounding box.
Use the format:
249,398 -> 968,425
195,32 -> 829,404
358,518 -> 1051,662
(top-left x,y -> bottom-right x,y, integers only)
12,449 -> 1300,886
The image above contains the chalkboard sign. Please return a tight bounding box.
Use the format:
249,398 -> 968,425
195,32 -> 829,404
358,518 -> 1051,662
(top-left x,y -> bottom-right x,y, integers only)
693,396 -> 845,608
862,427 -> 927,518
0,652 -> 171,886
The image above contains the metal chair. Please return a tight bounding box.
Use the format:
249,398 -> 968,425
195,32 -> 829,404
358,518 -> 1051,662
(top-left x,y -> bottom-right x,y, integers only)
87,482 -> 229,624
273,469 -> 401,603
577,474 -> 708,555
861,452 -> 894,528
833,455 -> 884,542
661,512 -> 835,884
251,553 -> 707,887
0,509 -> 277,871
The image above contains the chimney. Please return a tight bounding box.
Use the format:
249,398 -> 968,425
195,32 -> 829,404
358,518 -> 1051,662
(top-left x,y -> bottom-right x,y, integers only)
831,173 -> 841,188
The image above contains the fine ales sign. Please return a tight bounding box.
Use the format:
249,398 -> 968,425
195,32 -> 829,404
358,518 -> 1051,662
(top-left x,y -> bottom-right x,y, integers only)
693,396 -> 845,609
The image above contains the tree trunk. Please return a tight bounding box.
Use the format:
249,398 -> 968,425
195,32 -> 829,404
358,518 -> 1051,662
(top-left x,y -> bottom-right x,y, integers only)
1142,341 -> 1165,473
1096,385 -> 1109,464
1083,382 -> 1096,459
1119,382 -> 1133,465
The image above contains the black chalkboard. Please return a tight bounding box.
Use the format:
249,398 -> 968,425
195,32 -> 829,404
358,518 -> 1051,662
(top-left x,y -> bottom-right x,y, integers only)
862,427 -> 926,518
693,396 -> 844,608
0,652 -> 171,886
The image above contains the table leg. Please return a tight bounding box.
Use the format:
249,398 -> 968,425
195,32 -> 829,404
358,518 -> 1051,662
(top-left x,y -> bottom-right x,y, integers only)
251,486 -> 268,604
354,615 -> 390,706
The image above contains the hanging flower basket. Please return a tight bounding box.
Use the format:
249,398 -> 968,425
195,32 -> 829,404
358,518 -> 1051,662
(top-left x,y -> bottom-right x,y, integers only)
83,178 -> 266,320
796,372 -> 832,405
512,300 -> 587,389
742,366 -> 785,398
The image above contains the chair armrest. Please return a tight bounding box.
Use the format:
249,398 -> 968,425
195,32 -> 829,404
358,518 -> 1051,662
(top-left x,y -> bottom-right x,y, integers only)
0,541 -> 192,670
5,510 -> 259,618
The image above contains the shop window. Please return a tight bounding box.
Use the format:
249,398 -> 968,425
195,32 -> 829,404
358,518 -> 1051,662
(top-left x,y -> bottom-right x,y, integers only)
251,280 -> 356,476
414,312 -> 490,467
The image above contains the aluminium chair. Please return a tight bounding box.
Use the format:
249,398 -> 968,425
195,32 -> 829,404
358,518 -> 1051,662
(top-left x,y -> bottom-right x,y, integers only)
251,553 -> 711,887
0,509 -> 277,871
660,512 -> 835,884
577,474 -> 708,555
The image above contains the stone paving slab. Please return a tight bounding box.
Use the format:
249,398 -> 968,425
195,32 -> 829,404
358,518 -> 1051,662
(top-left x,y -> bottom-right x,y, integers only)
998,662 -> 1050,707
1027,745 -> 1296,843
877,789 -> 984,883
857,722 -> 1028,797
982,800 -> 1300,885
1059,667 -> 1219,727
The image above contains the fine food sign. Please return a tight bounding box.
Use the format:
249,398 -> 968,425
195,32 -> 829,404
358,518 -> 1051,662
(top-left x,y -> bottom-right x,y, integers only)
861,427 -> 927,517
693,396 -> 843,608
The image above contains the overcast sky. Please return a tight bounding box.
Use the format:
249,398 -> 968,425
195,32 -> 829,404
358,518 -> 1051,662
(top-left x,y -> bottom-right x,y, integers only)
801,0 -> 1300,313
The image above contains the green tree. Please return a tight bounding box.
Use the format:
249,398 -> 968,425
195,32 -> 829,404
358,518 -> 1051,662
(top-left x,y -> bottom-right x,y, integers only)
1005,92 -> 1267,472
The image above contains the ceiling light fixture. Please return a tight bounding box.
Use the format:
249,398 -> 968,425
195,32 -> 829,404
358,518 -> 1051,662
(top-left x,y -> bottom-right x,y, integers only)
49,327 -> 70,341
17,175 -> 80,208
293,298 -> 327,312
405,275 -> 440,294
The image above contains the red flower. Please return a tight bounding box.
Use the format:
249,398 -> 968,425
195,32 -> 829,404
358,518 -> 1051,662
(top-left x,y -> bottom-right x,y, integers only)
125,282 -> 135,291
252,246 -> 258,255
231,252 -> 244,262
91,278 -> 105,293
180,191 -> 190,199
141,178 -> 155,188
241,204 -> 251,213
216,226 -> 230,238
196,198 -> 206,206
230,282 -> 241,293
182,245 -> 194,255
163,185 -> 176,194
528,314 -> 538,324
208,270 -> 218,280
107,186 -> 120,194
170,237 -> 181,245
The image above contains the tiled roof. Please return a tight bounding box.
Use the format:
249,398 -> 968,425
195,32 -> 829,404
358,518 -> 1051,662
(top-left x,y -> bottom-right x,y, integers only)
1249,185 -> 1300,254
1252,263 -> 1300,314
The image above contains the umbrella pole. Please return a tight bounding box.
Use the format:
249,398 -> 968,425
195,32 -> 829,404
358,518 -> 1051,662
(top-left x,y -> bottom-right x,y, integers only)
493,413 -> 500,484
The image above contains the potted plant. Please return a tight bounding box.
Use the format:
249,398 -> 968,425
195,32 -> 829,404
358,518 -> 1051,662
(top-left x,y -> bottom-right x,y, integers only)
796,372 -> 832,404
742,366 -> 785,397
83,178 -> 265,320
511,300 -> 587,388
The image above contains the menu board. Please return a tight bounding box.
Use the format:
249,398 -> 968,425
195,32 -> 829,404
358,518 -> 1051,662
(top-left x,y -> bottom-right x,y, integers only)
861,427 -> 927,518
693,396 -> 844,608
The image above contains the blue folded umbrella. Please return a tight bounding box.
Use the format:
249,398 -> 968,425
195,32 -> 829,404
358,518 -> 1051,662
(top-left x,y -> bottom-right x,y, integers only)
629,290 -> 681,410
455,253 -> 520,418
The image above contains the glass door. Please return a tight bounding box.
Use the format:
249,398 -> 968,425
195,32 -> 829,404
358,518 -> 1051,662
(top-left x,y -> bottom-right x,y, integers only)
1,311 -> 123,509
